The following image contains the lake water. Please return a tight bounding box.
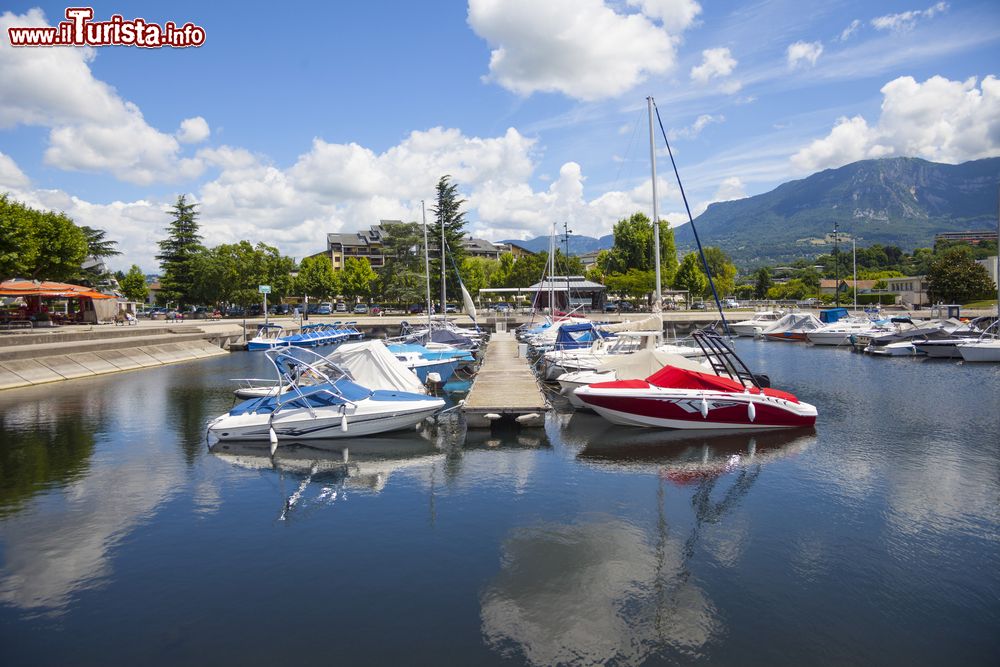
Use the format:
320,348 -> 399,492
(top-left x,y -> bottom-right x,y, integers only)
1,341 -> 998,666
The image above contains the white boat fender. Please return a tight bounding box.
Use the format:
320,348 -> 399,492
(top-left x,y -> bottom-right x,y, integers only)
485,413 -> 501,420
269,427 -> 278,456
700,396 -> 709,419
747,400 -> 756,423
515,413 -> 540,424
340,414 -> 349,432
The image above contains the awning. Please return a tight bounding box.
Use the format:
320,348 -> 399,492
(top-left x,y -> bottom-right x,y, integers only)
0,279 -> 116,299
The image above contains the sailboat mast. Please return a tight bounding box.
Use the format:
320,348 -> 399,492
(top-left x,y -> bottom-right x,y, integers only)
422,200 -> 432,329
549,223 -> 556,313
853,237 -> 858,313
441,207 -> 446,316
648,96 -> 662,306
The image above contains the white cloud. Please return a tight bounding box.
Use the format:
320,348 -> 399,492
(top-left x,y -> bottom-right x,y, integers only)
712,176 -> 746,202
871,2 -> 949,32
839,19 -> 861,41
0,9 -> 205,184
668,114 -> 724,140
467,0 -> 678,101
177,117 -> 210,144
626,0 -> 702,32
0,151 -> 30,189
690,47 -> 737,83
1,123 -> 678,270
786,41 -> 823,68
791,74 -> 1000,172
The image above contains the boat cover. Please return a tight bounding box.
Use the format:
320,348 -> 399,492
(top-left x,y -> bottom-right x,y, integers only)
762,312 -> 823,334
600,314 -> 663,333
594,349 -> 706,378
819,308 -> 849,323
554,322 -> 610,350
326,341 -> 425,394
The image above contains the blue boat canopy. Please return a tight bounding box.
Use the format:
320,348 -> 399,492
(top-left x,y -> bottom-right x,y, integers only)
819,307 -> 849,323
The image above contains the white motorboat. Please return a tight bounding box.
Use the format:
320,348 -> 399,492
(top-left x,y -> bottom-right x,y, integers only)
957,320 -> 1000,362
730,310 -> 784,337
209,348 -> 444,447
575,330 -> 817,430
806,318 -> 890,346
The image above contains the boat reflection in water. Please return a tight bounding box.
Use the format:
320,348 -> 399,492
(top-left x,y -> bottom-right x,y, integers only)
479,416 -> 817,665
568,412 -> 816,481
209,433 -> 443,519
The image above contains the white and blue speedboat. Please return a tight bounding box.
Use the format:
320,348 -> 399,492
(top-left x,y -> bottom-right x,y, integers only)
209,348 -> 444,446
247,323 -> 289,351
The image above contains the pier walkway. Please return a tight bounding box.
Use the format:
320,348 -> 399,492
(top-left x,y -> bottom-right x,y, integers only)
463,332 -> 548,428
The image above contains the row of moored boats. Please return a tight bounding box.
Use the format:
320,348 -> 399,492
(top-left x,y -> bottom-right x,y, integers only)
729,307 -> 1000,360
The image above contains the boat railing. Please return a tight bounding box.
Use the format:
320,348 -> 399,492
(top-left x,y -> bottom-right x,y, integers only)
691,329 -> 762,389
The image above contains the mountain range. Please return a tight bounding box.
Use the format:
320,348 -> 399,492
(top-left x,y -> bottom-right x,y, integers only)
501,157 -> 1000,268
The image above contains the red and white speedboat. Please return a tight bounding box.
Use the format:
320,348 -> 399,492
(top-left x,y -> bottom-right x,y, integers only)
574,331 -> 817,430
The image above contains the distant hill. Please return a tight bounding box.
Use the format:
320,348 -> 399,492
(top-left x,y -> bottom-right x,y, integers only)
672,157 -> 1000,267
501,234 -> 614,255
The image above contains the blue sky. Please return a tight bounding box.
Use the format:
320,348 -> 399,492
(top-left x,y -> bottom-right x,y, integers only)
1,0 -> 998,271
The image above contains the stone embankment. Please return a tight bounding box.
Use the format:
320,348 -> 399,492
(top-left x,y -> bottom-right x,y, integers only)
0,322 -> 244,390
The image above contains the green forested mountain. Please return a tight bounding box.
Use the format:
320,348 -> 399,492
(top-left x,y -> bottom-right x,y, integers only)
673,157 -> 1000,267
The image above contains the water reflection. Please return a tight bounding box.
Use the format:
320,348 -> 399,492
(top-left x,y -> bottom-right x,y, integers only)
481,516 -> 718,665
0,411 -> 97,518
565,413 -> 815,479
209,433 -> 444,520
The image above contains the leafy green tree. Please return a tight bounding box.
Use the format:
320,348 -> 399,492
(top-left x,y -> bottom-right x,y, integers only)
600,212 -> 678,288
700,246 -> 737,298
295,255 -> 340,300
429,175 -> 468,301
0,195 -> 89,281
119,265 -> 149,302
767,279 -> 811,300
491,253 -> 516,287
341,257 -> 378,301
604,269 -> 655,300
753,267 -> 772,299
191,241 -> 295,307
460,256 -> 500,297
503,252 -> 549,289
673,252 -> 707,299
156,196 -> 203,307
927,246 -> 996,304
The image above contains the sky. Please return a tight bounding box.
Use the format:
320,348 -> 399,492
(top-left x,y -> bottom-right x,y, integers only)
1,0 -> 999,272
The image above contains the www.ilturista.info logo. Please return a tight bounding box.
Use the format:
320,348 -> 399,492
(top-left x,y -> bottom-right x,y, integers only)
7,7 -> 205,48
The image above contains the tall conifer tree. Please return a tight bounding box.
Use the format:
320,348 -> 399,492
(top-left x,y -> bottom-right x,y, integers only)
156,195 -> 203,307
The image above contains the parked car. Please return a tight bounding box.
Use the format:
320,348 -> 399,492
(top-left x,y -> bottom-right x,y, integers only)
692,301 -> 707,310
369,304 -> 382,315
722,299 -> 740,309
604,302 -> 618,313
493,302 -> 512,313
445,304 -> 458,313
353,303 -> 368,314
408,303 -> 425,314
306,303 -> 320,314
335,302 -> 348,313
247,304 -> 263,316
225,305 -> 244,317
316,304 -> 332,315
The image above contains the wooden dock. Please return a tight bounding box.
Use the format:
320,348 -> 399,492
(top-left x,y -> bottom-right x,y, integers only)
463,332 -> 548,428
